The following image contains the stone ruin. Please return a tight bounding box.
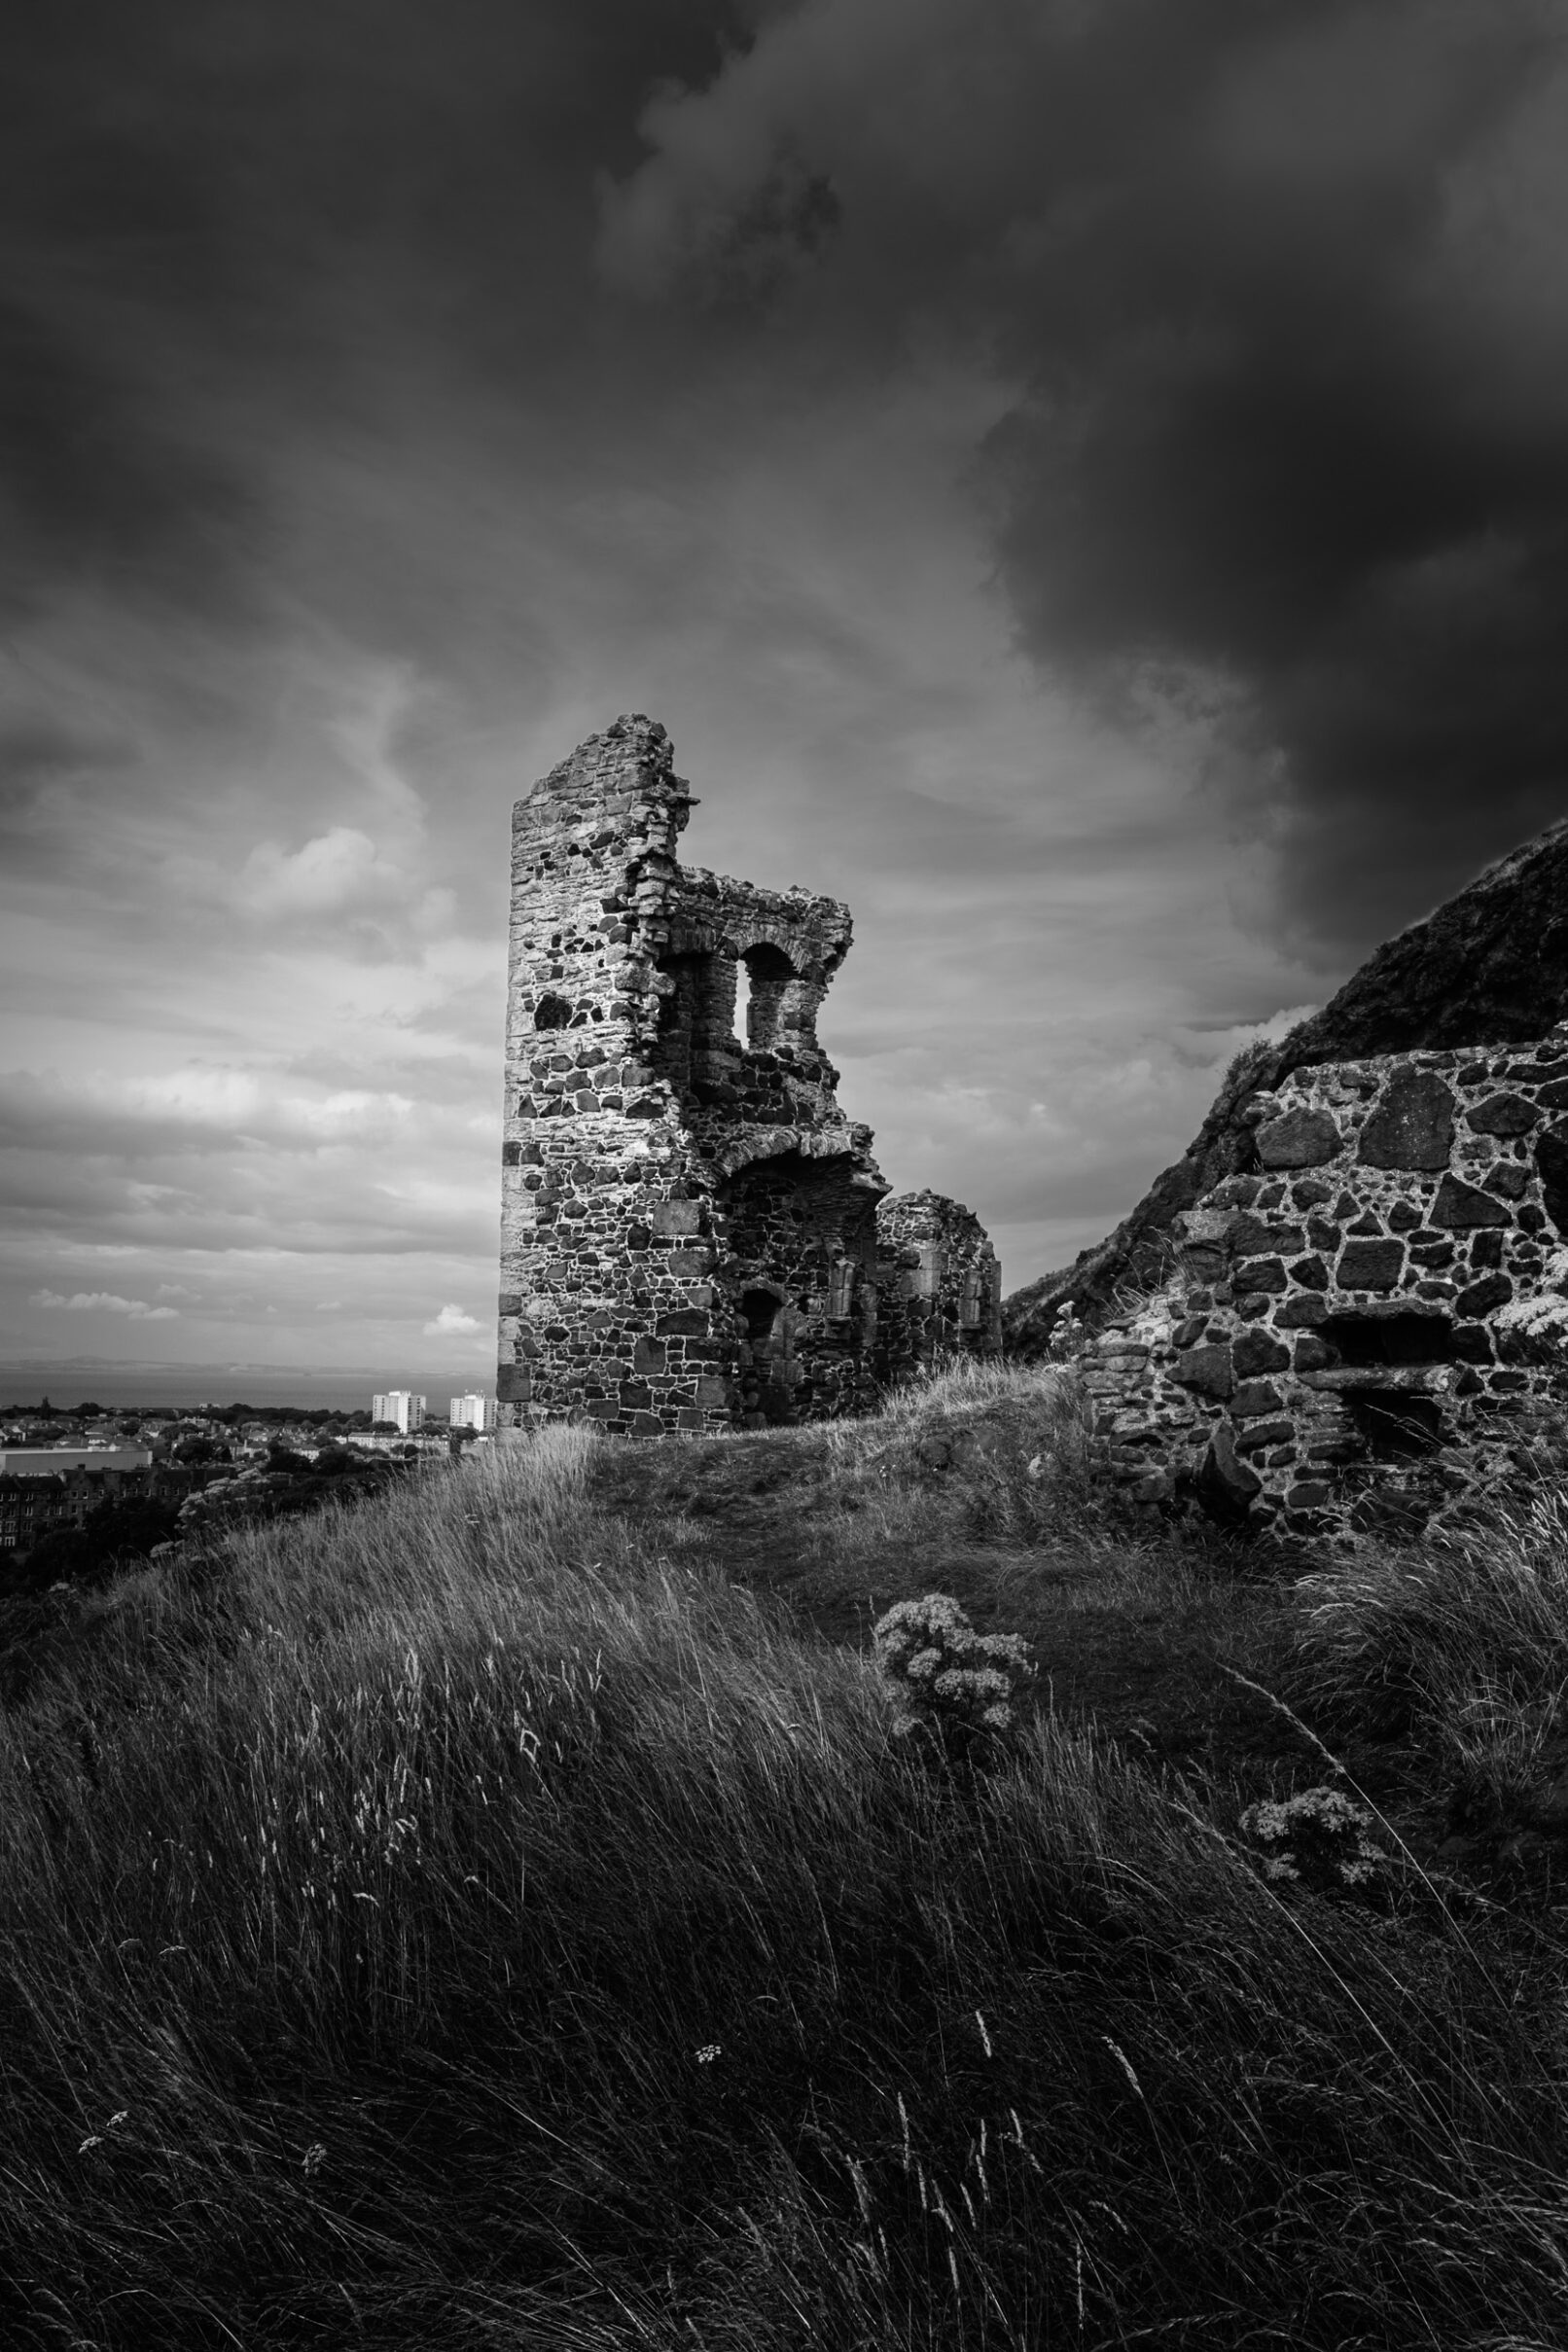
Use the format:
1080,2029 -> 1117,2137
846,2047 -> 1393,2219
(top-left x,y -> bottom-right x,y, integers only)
1083,1033 -> 1568,1545
496,715 -> 1001,1435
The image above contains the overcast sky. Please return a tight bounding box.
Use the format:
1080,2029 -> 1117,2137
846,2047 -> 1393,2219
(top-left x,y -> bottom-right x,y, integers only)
6,0 -> 1568,1379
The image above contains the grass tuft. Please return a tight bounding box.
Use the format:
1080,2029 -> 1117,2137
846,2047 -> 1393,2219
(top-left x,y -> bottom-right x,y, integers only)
1288,1488 -> 1568,1827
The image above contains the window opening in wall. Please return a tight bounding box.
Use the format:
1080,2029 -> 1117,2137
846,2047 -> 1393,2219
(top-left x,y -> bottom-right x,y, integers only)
742,944 -> 795,1050
533,994 -> 572,1031
742,1287 -> 784,1341
905,1242 -> 943,1301
732,959 -> 751,1046
1321,1312 -> 1453,1368
1342,1389 -> 1444,1460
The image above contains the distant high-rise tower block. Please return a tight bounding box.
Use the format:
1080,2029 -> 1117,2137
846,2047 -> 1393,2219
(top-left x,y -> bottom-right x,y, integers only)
372,1391 -> 426,1433
496,715 -> 1000,1435
448,1393 -> 494,1432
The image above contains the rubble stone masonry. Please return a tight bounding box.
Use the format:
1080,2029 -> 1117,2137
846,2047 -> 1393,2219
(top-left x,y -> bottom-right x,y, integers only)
497,716 -> 1000,1434
1083,1028 -> 1568,1543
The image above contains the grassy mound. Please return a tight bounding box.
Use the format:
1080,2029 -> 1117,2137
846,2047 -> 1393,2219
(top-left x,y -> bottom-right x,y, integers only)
5,1372 -> 1568,2348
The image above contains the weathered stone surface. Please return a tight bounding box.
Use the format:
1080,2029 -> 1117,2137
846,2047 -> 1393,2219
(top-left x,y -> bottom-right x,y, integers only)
1337,1238 -> 1405,1289
1457,1273 -> 1513,1318
1432,1173 -> 1513,1229
1256,1107 -> 1342,1168
1167,1344 -> 1233,1400
1276,1294 -> 1330,1327
1234,1417 -> 1297,1455
1231,1379 -> 1285,1418
1357,1070 -> 1455,1170
1285,1482 -> 1332,1510
1230,1216 -> 1306,1258
1468,1092 -> 1539,1135
1232,1328 -> 1291,1376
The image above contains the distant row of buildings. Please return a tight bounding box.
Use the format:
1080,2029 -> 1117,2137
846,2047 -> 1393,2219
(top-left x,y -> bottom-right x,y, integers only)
372,1392 -> 495,1434
1,1393 -> 498,1565
0,1444 -> 178,1562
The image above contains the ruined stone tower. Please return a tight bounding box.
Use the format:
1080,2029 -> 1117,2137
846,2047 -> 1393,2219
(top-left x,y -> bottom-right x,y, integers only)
496,715 -> 1001,1435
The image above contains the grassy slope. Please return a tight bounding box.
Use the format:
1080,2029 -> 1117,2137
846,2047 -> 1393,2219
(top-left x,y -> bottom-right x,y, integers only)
4,1364 -> 1568,2349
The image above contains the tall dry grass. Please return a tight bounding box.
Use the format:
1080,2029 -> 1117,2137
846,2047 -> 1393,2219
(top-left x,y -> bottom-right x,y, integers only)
1289,1487 -> 1568,1824
3,1418 -> 1568,2346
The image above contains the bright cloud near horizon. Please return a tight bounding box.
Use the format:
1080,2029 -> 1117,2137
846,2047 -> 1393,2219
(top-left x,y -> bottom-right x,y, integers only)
6,0 -> 1568,1378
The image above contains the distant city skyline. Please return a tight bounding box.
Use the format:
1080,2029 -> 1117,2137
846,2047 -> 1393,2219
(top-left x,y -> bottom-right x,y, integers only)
7,3 -> 1567,1372
0,1365 -> 483,1414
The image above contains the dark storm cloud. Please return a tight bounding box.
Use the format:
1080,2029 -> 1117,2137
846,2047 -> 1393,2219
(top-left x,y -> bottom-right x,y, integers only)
0,0 -> 747,620
604,0 -> 1568,956
979,0 -> 1568,951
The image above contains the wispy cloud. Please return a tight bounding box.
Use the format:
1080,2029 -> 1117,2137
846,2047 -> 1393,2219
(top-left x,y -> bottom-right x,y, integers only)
31,1291 -> 179,1321
423,1304 -> 481,1337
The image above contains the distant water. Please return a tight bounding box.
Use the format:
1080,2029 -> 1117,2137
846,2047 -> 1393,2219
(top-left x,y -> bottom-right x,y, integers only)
0,1365 -> 491,1414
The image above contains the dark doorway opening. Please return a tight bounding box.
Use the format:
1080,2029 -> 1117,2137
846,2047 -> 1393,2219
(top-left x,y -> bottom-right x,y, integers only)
740,1287 -> 793,1424
742,1287 -> 783,1341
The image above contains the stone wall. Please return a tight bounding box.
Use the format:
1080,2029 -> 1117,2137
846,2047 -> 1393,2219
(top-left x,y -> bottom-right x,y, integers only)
497,716 -> 999,1434
873,1190 -> 1004,1383
1005,816 -> 1568,1357
1082,1028 -> 1568,1542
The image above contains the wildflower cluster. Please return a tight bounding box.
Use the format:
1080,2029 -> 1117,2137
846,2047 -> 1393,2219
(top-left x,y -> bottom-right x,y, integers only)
1237,1785 -> 1387,1895
873,1593 -> 1034,1764
1046,1305 -> 1088,1364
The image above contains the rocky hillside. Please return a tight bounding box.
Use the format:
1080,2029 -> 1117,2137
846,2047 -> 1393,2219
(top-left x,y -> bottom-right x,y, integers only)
1006,818 -> 1568,1355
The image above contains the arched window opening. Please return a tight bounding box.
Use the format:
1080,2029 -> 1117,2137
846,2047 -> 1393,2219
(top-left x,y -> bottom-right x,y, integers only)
733,959 -> 752,1045
656,951 -> 743,1083
533,993 -> 572,1031
828,1262 -> 856,1320
742,944 -> 795,1050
